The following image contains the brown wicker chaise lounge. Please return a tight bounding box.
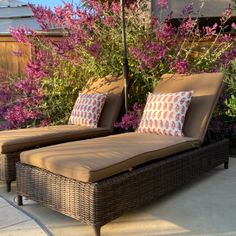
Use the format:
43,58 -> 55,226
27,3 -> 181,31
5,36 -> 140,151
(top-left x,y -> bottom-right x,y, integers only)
16,73 -> 229,236
0,75 -> 124,192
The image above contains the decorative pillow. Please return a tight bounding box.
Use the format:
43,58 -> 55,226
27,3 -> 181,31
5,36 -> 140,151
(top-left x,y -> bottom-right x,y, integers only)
137,91 -> 194,136
68,93 -> 107,128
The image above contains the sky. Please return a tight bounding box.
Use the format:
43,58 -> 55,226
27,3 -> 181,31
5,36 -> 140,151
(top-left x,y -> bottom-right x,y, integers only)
26,0 -> 80,8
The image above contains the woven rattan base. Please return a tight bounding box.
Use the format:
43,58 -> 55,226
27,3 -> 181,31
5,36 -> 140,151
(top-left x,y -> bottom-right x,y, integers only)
16,139 -> 229,235
0,152 -> 20,192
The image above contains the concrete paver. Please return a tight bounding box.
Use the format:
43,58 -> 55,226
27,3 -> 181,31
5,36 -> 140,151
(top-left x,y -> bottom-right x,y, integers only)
0,197 -> 47,235
0,220 -> 47,236
0,197 -> 8,208
0,204 -> 29,229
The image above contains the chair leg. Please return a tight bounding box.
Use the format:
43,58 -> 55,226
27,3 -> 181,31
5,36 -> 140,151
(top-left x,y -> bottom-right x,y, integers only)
16,195 -> 23,206
6,181 -> 11,192
93,225 -> 101,236
224,160 -> 229,169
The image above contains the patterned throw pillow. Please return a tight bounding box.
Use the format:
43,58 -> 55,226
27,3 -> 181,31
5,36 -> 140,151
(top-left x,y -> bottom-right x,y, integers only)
137,91 -> 193,136
68,93 -> 107,128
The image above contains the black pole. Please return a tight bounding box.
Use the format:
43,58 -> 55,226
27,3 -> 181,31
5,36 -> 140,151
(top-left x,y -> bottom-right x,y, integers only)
120,0 -> 129,113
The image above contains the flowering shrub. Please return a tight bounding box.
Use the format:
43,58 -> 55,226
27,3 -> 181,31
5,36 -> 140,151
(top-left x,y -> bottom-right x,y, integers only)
225,59 -> 236,118
115,103 -> 143,131
0,56 -> 45,128
207,2 -> 236,142
209,59 -> 236,141
0,71 -> 18,128
131,2 -> 235,74
0,0 -> 235,133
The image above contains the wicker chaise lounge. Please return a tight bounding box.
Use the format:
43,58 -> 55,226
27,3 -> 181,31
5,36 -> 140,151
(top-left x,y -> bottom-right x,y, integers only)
16,73 -> 229,236
0,75 -> 124,192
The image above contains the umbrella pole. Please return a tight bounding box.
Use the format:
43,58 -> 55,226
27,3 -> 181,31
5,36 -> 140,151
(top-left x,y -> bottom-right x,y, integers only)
121,0 -> 129,113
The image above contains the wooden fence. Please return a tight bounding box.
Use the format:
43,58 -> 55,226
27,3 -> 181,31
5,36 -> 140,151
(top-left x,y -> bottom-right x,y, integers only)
0,35 -> 31,77
0,34 -> 63,77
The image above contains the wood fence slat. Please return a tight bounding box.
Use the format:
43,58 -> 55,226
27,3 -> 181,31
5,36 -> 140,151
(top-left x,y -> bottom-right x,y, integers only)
0,36 -> 31,76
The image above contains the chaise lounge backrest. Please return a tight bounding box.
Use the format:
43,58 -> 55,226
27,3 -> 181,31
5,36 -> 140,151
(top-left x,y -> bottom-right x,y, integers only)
154,73 -> 224,143
83,75 -> 124,133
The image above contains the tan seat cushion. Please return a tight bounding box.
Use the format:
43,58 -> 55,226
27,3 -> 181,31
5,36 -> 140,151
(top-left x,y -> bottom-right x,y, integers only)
20,133 -> 200,183
0,125 -> 108,154
155,73 -> 224,142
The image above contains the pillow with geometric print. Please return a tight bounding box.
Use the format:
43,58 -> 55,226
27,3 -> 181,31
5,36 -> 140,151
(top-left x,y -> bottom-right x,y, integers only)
68,93 -> 107,128
137,91 -> 194,136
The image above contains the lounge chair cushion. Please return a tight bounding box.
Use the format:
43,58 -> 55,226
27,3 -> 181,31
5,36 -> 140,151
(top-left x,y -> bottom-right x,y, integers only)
155,73 -> 224,143
68,93 -> 107,128
20,133 -> 200,183
0,126 -> 109,154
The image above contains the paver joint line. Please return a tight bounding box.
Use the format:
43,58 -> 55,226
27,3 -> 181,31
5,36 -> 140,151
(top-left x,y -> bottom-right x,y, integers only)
0,219 -> 31,231
0,194 -> 53,236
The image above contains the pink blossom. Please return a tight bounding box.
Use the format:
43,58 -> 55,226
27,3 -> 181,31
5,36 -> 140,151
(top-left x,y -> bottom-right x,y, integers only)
179,17 -> 196,37
133,102 -> 143,111
221,7 -> 232,23
12,50 -> 23,57
87,0 -> 103,15
10,27 -> 34,43
182,2 -> 194,16
157,22 -> 176,43
115,103 -> 143,131
40,120 -> 50,127
194,28 -> 201,37
171,59 -> 189,74
112,2 -> 120,14
212,48 -> 236,71
232,22 -> 236,30
4,104 -> 42,128
204,23 -> 218,38
29,4 -> 55,30
151,17 -> 159,28
218,34 -> 232,43
131,42 -> 167,70
156,0 -> 168,9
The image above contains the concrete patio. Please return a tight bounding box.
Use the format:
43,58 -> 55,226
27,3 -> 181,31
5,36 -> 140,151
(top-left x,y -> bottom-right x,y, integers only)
0,157 -> 236,236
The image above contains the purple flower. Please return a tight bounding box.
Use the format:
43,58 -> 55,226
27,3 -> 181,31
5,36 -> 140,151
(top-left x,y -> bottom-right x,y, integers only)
158,22 -> 176,43
231,22 -> 236,30
40,120 -> 50,127
133,102 -> 142,111
221,7 -> 232,23
171,59 -> 189,74
212,47 -> 236,71
12,50 -> 23,57
112,2 -> 120,14
179,17 -> 196,37
156,0 -> 168,9
204,23 -> 218,38
10,26 -> 34,44
131,42 -> 167,70
115,103 -> 143,131
182,2 -> 194,16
